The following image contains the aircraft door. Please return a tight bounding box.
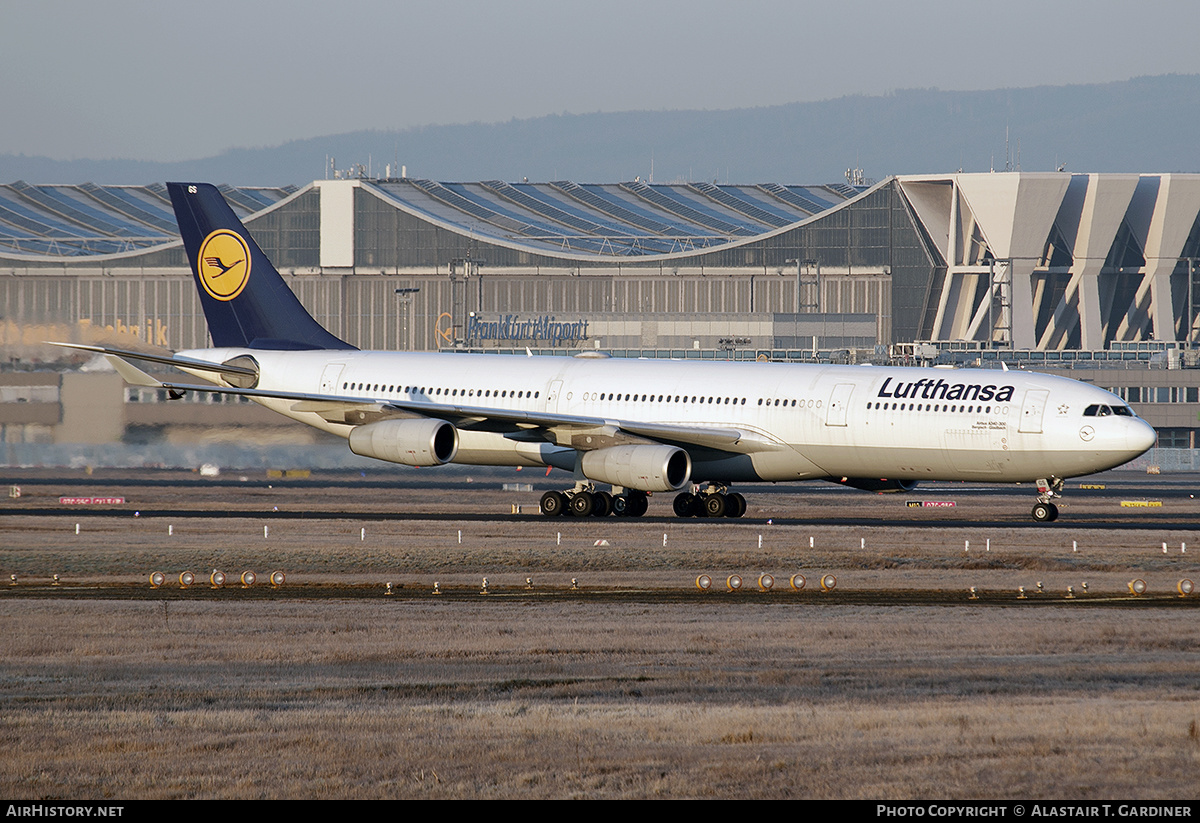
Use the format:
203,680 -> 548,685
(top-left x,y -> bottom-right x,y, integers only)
1018,389 -> 1050,433
319,363 -> 345,394
826,383 -> 854,427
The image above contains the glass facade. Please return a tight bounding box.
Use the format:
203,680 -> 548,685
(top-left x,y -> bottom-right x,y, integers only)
1,179 -> 939,354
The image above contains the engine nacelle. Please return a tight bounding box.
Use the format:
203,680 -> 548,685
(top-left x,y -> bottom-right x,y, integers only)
828,476 -> 918,493
348,418 -> 459,467
580,444 -> 691,492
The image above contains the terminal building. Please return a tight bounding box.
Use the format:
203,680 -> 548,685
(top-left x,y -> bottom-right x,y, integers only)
1,172 -> 1198,461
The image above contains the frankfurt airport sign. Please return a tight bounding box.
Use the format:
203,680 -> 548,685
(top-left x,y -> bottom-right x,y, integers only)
465,313 -> 590,344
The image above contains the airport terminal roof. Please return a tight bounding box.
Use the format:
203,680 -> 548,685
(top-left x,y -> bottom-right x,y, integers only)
365,179 -> 862,256
0,178 -> 864,261
0,182 -> 296,258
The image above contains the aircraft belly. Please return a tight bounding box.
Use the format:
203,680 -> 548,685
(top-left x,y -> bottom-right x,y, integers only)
452,430 -> 572,468
684,448 -> 829,482
748,449 -> 827,481
252,395 -> 351,437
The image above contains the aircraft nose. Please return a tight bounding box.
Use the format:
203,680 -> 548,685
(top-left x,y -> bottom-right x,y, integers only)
1129,418 -> 1157,455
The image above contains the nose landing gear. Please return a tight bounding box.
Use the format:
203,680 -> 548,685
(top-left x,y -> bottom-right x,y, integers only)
1031,477 -> 1064,522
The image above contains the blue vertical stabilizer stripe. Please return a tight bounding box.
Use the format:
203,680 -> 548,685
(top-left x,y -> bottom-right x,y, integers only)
167,182 -> 355,351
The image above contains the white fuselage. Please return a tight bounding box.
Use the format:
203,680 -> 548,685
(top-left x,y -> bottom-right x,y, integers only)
179,348 -> 1157,485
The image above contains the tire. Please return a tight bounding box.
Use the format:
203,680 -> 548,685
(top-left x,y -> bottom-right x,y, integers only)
540,491 -> 566,517
569,491 -> 594,517
628,492 -> 648,517
1032,502 -> 1053,522
611,494 -> 630,516
703,493 -> 726,518
725,493 -> 746,518
592,491 -> 613,517
673,492 -> 697,517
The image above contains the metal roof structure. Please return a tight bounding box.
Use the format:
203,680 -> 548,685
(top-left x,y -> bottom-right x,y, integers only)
366,179 -> 852,257
0,178 -> 858,262
0,182 -> 296,258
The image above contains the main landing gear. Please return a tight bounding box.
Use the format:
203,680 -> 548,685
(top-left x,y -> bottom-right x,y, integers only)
540,485 -> 648,517
1031,476 -> 1064,522
672,484 -> 746,518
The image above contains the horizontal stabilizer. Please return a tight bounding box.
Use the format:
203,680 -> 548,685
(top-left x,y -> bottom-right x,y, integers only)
104,355 -> 164,388
50,342 -> 258,378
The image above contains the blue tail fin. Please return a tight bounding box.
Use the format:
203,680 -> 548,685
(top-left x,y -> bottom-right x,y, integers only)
167,182 -> 355,350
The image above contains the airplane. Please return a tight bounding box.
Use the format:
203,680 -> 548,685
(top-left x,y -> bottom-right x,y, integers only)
56,182 -> 1157,523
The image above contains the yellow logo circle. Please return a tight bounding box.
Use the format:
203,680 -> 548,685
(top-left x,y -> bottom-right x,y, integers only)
197,230 -> 251,301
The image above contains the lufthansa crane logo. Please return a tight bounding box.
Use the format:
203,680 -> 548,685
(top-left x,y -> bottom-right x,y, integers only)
197,230 -> 251,301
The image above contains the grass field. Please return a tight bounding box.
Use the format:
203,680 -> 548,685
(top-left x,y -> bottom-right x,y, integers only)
2,469 -> 1199,799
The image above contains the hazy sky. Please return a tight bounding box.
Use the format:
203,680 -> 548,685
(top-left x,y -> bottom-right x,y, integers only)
5,0 -> 1200,162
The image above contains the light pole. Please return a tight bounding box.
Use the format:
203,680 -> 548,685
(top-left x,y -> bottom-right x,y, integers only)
394,287 -> 420,351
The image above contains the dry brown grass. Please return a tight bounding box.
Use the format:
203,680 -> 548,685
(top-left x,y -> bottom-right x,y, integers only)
2,471 -> 1200,798
2,599 -> 1199,799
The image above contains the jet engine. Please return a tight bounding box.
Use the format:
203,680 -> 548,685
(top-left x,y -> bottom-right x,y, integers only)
828,476 -> 918,493
348,418 -> 459,466
580,444 -> 691,492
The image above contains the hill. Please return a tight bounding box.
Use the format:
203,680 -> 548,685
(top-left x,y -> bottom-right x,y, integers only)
3,75 -> 1198,186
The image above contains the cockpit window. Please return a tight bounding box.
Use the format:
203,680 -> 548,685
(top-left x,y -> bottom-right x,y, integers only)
1084,403 -> 1134,417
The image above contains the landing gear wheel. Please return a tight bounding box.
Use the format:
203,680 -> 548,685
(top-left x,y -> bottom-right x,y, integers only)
1031,502 -> 1059,523
569,491 -> 595,517
673,492 -> 697,518
627,491 -> 649,517
703,493 -> 727,518
540,491 -> 566,517
725,493 -> 746,518
611,494 -> 630,517
591,491 -> 613,517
